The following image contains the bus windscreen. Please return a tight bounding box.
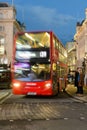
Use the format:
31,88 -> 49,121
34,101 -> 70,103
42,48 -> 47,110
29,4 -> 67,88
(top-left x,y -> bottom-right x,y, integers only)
14,62 -> 51,81
14,32 -> 51,82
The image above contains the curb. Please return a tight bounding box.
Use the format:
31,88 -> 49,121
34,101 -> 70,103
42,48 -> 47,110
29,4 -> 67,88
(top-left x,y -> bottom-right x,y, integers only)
66,85 -> 87,103
73,94 -> 87,103
66,90 -> 87,103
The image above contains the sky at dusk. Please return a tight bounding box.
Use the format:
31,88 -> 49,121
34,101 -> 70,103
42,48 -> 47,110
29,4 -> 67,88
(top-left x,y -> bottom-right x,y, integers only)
1,0 -> 87,45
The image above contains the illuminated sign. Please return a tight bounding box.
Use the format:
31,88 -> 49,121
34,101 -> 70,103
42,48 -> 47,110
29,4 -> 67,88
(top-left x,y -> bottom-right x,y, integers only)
40,51 -> 47,57
16,50 -> 49,60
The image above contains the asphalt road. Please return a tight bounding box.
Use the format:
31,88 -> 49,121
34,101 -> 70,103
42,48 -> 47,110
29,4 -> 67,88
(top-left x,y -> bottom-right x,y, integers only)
0,90 -> 87,130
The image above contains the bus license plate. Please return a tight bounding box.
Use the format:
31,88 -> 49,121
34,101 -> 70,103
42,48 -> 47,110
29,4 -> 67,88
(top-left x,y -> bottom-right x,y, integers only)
27,92 -> 37,95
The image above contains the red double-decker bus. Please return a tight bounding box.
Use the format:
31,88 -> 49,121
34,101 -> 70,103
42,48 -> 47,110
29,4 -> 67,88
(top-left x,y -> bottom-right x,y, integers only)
11,31 -> 67,96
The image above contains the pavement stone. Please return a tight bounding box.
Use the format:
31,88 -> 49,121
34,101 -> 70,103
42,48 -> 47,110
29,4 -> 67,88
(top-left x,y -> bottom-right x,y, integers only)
66,84 -> 87,102
0,90 -> 10,101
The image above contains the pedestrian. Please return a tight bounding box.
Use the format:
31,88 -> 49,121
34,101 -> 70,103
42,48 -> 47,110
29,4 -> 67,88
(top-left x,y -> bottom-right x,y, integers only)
84,73 -> 87,87
74,68 -> 79,93
78,69 -> 84,95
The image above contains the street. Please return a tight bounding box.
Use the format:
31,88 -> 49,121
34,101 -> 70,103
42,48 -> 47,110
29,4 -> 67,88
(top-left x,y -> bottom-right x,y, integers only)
0,89 -> 87,130
0,1 -> 87,130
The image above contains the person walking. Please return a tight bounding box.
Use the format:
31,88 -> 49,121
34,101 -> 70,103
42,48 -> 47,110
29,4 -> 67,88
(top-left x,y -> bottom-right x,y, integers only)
78,69 -> 84,95
74,68 -> 79,93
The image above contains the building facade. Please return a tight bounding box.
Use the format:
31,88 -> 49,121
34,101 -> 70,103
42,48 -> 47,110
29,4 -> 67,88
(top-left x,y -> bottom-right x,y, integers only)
74,8 -> 87,73
66,41 -> 76,74
0,3 -> 23,65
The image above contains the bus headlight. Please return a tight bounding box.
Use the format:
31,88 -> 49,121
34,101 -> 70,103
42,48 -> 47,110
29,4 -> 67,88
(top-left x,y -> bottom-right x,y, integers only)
13,82 -> 20,88
45,83 -> 51,89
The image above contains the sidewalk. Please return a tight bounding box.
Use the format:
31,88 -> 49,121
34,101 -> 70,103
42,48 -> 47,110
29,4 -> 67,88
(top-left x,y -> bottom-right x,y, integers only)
66,84 -> 87,102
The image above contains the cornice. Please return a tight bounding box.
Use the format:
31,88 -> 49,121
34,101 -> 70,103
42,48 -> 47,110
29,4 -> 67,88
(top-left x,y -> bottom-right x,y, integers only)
74,19 -> 87,40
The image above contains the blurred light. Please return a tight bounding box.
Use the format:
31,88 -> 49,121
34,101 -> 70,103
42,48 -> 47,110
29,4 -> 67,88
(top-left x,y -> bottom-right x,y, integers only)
46,32 -> 50,37
25,33 -> 35,41
45,83 -> 51,89
39,42 -> 44,47
13,82 -> 20,88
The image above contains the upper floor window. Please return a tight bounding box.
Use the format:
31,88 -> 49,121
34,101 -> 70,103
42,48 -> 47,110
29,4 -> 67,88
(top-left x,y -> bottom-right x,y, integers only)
0,13 -> 3,19
0,26 -> 5,31
0,35 -> 5,45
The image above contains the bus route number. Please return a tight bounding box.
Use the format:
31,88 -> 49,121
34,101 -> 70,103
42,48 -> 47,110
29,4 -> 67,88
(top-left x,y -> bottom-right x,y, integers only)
40,51 -> 47,58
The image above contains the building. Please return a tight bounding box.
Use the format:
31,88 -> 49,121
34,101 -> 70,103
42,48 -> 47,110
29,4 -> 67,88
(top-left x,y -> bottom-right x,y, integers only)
74,8 -> 87,75
0,2 -> 24,65
66,41 -> 76,74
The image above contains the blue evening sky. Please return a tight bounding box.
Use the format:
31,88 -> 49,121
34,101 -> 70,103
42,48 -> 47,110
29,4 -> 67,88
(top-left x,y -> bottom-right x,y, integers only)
1,0 -> 87,45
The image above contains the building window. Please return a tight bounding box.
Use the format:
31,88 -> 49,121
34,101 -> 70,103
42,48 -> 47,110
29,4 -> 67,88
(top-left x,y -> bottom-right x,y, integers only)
0,13 -> 3,19
0,35 -> 5,55
0,35 -> 5,44
0,26 -> 4,31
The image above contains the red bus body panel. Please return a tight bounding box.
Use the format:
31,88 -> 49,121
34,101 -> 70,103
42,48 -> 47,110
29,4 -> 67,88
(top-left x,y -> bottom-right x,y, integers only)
12,79 -> 54,96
